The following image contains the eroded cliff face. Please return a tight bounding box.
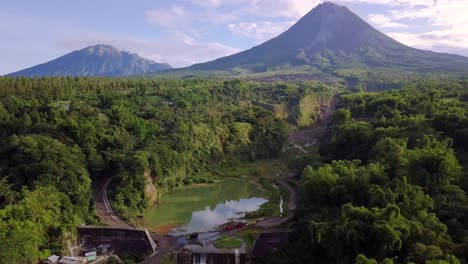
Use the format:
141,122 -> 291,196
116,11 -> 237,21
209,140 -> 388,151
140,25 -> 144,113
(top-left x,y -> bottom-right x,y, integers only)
251,94 -> 335,128
144,170 -> 157,206
295,95 -> 335,127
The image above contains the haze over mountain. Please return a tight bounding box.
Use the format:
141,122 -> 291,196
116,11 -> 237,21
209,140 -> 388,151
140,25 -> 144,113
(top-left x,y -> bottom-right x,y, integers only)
7,45 -> 172,77
188,2 -> 468,74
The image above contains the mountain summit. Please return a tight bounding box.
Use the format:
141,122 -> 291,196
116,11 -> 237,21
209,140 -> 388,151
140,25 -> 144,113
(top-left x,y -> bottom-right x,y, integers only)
189,2 -> 468,73
7,44 -> 172,77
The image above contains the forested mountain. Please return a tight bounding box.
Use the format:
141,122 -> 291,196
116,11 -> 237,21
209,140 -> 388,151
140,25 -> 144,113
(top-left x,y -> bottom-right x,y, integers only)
6,45 -> 172,77
188,2 -> 468,74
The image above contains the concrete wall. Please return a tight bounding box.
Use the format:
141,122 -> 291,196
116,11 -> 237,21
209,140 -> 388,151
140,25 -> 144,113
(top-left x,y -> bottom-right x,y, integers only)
77,226 -> 156,255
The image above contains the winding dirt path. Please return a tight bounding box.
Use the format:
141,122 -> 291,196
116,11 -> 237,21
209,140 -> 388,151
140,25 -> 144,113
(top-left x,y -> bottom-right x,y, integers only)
256,102 -> 335,228
278,179 -> 297,211
93,177 -> 133,229
255,176 -> 297,228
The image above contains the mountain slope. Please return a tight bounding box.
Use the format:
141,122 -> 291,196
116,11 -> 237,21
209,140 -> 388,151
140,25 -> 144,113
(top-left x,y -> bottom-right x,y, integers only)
188,2 -> 468,74
7,44 -> 172,77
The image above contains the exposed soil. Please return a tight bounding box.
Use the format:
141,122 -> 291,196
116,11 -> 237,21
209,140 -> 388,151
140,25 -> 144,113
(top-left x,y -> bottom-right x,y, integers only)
288,126 -> 328,146
287,97 -> 335,157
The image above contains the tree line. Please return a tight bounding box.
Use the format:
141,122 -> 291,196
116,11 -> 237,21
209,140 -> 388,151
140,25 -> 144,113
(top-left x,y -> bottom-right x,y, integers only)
0,76 -> 341,262
277,79 -> 468,264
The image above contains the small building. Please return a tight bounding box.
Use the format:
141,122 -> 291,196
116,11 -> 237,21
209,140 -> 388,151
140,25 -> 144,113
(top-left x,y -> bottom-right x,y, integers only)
42,255 -> 60,264
57,256 -> 87,264
77,226 -> 156,255
177,246 -> 248,264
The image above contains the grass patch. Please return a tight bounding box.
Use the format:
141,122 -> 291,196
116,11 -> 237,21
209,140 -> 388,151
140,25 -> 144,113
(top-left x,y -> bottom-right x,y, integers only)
237,227 -> 262,252
213,235 -> 243,249
245,177 -> 285,218
160,254 -> 177,264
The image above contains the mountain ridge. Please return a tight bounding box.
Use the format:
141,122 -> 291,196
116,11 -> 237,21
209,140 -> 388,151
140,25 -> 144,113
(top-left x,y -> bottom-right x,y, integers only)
7,44 -> 172,77
187,2 -> 468,74
6,2 -> 468,78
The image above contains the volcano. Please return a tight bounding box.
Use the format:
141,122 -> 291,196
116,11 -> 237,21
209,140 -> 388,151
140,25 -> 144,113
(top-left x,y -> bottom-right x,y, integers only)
7,44 -> 172,77
189,2 -> 468,74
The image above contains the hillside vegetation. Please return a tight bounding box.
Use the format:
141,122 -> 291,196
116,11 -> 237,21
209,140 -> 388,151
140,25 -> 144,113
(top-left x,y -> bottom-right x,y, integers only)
0,76 -> 335,262
276,79 -> 468,264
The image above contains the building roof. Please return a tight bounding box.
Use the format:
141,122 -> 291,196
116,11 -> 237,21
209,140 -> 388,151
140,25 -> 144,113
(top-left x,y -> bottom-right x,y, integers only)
46,255 -> 60,263
57,256 -> 87,264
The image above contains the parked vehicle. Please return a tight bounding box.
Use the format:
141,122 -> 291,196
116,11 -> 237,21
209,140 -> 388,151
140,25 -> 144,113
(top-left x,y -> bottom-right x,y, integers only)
224,222 -> 246,231
235,222 -> 246,228
186,232 -> 199,240
224,225 -> 235,231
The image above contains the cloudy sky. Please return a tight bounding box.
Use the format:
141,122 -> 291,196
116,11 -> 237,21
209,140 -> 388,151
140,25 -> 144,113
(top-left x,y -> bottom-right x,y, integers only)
1,0 -> 467,74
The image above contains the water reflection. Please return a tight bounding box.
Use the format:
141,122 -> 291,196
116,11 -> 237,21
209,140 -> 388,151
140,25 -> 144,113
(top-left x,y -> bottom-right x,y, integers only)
170,197 -> 267,235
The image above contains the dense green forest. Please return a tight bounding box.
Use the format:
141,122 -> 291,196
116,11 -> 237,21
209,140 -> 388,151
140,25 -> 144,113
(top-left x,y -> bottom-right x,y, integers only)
276,80 -> 468,264
0,76 -> 337,262
2,75 -> 468,263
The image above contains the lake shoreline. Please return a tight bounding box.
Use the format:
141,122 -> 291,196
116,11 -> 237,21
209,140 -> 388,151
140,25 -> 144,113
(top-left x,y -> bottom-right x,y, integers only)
142,178 -> 269,235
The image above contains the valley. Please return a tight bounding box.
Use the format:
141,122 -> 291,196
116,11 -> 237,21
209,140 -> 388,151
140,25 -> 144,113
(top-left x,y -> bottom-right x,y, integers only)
1,1 -> 468,264
2,73 -> 468,264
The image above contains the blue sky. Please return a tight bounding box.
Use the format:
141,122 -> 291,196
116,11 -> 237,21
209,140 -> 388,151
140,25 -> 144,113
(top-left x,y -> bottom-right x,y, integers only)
1,0 -> 467,74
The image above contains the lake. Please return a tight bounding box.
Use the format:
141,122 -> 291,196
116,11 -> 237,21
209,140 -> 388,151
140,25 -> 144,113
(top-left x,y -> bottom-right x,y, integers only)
143,178 -> 268,235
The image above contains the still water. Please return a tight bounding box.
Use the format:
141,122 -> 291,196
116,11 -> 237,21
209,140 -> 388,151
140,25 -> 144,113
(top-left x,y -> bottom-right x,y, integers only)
144,178 -> 268,235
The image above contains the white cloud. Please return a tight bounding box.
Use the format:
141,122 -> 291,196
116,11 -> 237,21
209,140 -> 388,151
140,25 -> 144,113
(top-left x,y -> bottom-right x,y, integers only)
251,0 -> 321,19
188,0 -> 321,19
188,0 -> 257,8
376,0 -> 468,56
367,14 -> 408,28
5,0 -> 468,75
228,21 -> 294,42
188,0 -> 253,8
143,5 -> 244,67
339,0 -> 435,7
390,0 -> 468,27
189,0 -> 223,7
389,29 -> 468,56
145,6 -> 189,29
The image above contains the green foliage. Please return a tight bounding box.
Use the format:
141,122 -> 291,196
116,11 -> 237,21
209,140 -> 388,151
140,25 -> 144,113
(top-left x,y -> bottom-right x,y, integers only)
333,108 -> 352,124
0,77 -> 308,261
160,254 -> 177,264
0,186 -> 81,262
355,254 -> 378,264
355,254 -> 394,264
287,152 -> 323,172
284,80 -> 468,264
213,235 -> 243,249
237,227 -> 261,251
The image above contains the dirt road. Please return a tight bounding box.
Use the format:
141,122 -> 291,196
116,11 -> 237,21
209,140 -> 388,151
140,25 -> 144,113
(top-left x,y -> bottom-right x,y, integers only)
93,177 -> 133,229
255,177 -> 297,228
